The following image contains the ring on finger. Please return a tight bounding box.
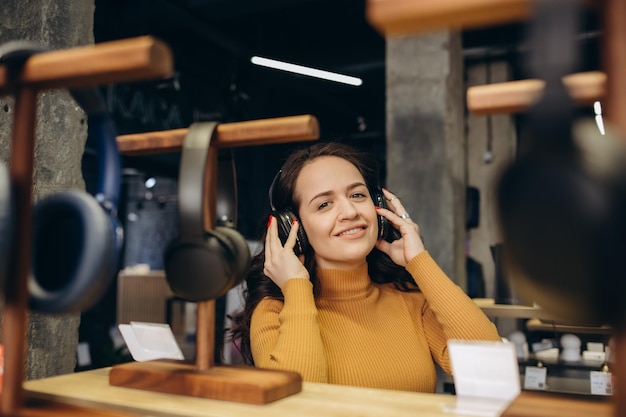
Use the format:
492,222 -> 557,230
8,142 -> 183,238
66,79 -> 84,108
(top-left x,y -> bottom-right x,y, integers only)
387,197 -> 397,202
400,213 -> 410,219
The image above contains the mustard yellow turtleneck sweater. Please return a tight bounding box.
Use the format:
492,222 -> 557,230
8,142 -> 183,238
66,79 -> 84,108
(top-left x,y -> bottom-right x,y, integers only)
250,251 -> 501,393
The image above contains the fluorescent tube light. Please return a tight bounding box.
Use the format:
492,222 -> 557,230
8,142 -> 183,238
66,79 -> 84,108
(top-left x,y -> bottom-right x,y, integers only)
593,101 -> 605,135
251,56 -> 363,86
595,114 -> 606,135
593,100 -> 602,115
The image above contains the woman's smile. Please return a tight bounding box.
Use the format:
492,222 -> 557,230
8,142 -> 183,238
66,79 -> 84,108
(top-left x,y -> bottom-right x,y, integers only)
336,226 -> 367,238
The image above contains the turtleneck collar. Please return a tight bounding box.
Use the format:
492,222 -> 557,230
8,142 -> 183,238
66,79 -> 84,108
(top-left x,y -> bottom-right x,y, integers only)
317,263 -> 373,299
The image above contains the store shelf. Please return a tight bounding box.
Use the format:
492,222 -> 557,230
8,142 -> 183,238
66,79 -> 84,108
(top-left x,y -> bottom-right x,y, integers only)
525,318 -> 613,336
473,298 -> 560,320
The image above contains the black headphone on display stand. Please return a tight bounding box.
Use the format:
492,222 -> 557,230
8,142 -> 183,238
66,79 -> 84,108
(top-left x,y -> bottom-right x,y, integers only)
164,122 -> 251,302
30,87 -> 124,314
496,0 -> 626,326
0,40 -> 124,314
268,169 -> 400,256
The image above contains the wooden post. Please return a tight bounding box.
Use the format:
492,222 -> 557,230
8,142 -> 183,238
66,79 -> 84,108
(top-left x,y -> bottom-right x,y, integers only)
196,145 -> 219,371
1,87 -> 37,415
602,1 -> 626,416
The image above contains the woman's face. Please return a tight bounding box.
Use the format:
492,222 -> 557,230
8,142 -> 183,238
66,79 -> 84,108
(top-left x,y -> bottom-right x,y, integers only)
295,155 -> 379,269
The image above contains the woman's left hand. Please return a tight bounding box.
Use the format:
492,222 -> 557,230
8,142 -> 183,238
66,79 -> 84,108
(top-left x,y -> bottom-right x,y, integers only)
374,189 -> 425,267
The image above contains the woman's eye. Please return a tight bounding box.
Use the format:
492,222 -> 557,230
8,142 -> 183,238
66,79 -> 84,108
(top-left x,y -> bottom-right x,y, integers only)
318,201 -> 330,209
351,192 -> 367,199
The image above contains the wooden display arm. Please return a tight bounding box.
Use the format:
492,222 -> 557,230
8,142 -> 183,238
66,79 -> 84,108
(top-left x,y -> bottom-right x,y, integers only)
0,36 -> 172,94
366,0 -> 596,36
110,116 -> 317,404
466,71 -> 606,115
117,114 -> 320,155
0,37 -> 173,417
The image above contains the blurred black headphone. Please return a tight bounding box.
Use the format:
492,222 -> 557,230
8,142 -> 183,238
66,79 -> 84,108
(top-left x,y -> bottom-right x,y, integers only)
164,122 -> 251,301
268,169 -> 399,256
496,0 -> 626,325
0,40 -> 124,314
30,88 -> 124,313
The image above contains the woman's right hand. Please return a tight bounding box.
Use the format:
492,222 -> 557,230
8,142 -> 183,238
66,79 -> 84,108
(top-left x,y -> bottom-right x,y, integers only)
264,216 -> 310,289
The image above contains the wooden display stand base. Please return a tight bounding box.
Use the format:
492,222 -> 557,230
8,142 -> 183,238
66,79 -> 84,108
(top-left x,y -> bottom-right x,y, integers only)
109,360 -> 302,405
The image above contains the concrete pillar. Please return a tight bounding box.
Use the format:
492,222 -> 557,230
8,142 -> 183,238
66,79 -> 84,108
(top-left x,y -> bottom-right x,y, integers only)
386,32 -> 466,287
0,0 -> 95,379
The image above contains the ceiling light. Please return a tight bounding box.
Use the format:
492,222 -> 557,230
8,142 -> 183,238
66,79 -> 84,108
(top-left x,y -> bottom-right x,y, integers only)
251,56 -> 363,86
593,101 -> 605,135
145,177 -> 157,189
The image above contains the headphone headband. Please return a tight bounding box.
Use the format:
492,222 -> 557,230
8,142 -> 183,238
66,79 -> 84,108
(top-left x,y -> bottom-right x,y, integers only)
72,88 -> 121,214
178,122 -> 219,239
268,169 -> 282,212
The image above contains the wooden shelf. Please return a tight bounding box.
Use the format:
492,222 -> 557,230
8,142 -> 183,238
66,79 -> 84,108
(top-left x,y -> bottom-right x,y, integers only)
366,0 -> 598,37
366,0 -> 535,36
473,298 -> 560,320
466,71 -> 606,115
525,318 -> 613,335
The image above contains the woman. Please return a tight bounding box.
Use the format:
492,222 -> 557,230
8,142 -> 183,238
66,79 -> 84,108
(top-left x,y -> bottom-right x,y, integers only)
228,142 -> 500,393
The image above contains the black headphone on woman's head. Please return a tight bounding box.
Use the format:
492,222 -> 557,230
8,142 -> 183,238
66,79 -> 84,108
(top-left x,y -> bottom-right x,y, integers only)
164,122 -> 251,301
268,169 -> 398,256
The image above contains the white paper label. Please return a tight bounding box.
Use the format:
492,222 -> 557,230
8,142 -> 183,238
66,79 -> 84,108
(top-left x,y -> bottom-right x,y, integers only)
523,366 -> 547,390
448,340 -> 521,401
590,371 -> 613,396
118,322 -> 184,362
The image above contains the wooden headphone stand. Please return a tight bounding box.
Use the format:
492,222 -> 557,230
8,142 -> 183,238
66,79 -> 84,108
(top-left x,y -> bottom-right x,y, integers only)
109,115 -> 319,404
0,37 -> 172,417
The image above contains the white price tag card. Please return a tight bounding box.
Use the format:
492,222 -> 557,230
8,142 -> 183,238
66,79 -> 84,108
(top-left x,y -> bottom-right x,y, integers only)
448,340 -> 521,401
590,371 -> 613,396
118,322 -> 184,362
523,366 -> 547,390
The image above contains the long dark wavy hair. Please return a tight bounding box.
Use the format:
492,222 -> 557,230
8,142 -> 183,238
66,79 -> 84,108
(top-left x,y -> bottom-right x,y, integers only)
227,142 -> 419,365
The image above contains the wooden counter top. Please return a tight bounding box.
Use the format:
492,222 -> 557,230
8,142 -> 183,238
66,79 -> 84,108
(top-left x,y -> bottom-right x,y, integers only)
23,367 -> 479,417
22,367 -> 614,417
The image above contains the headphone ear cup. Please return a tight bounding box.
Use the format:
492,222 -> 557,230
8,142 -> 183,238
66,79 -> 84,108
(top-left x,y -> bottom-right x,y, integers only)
214,226 -> 251,287
30,191 -> 118,313
165,235 -> 230,301
371,188 -> 390,240
272,209 -> 308,256
164,228 -> 247,301
371,188 -> 401,243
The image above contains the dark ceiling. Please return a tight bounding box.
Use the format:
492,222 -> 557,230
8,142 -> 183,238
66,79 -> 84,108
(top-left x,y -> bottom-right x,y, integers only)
92,0 -> 601,236
94,0 -> 600,142
95,0 -> 387,141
